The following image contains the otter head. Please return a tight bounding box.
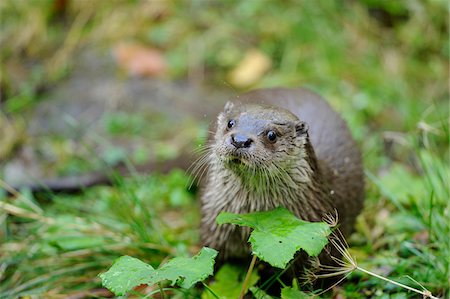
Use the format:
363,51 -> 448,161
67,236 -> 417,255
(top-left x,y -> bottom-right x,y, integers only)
213,101 -> 309,179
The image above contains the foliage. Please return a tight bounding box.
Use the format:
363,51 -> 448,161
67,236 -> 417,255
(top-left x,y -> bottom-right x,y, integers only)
217,207 -> 331,268
280,286 -> 310,299
250,287 -> 274,299
202,264 -> 259,299
99,207 -> 330,297
99,256 -> 155,296
0,171 -> 198,298
362,146 -> 449,295
100,247 -> 217,295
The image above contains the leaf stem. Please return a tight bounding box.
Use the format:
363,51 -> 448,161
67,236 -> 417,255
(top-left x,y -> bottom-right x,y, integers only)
157,282 -> 166,299
239,254 -> 257,299
356,266 -> 439,299
202,282 -> 220,299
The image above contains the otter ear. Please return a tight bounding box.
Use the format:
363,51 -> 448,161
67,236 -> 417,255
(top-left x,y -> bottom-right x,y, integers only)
224,101 -> 234,113
295,121 -> 309,136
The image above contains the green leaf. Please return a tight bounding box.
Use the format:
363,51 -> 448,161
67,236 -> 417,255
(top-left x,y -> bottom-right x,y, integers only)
99,247 -> 218,296
150,247 -> 218,289
281,286 -> 311,299
250,287 -> 274,299
202,264 -> 259,299
217,207 -> 331,268
99,255 -> 155,296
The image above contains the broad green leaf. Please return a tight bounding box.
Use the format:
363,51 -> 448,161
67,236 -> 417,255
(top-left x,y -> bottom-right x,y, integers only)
150,247 -> 218,289
100,247 -> 218,295
281,286 -> 310,299
99,255 -> 155,296
202,264 -> 259,299
217,207 -> 331,268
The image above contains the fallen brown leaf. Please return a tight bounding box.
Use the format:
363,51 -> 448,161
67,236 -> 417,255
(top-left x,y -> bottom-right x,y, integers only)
113,42 -> 167,77
413,230 -> 429,244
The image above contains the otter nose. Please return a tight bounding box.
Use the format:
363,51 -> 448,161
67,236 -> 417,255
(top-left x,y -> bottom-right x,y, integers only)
231,134 -> 253,148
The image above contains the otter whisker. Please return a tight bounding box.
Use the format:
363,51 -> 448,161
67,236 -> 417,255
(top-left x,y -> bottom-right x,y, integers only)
187,150 -> 212,188
187,153 -> 208,178
195,155 -> 212,185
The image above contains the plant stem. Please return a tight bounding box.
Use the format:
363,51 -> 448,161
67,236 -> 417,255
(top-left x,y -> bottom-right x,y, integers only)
356,266 -> 439,299
239,255 -> 257,299
157,282 -> 166,299
202,282 -> 220,299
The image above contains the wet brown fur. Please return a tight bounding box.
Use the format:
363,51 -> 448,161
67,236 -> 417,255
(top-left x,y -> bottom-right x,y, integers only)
200,88 -> 364,273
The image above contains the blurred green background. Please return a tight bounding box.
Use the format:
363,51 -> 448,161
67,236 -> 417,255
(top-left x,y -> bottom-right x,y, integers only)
0,0 -> 448,298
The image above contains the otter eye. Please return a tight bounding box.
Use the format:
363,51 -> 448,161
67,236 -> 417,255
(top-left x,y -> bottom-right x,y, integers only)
267,130 -> 277,142
227,120 -> 235,129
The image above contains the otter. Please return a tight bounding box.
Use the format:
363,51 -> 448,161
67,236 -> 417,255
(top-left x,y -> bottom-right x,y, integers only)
200,88 -> 364,266
5,87 -> 364,263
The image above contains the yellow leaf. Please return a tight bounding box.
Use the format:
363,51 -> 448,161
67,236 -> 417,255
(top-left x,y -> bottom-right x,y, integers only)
228,49 -> 272,87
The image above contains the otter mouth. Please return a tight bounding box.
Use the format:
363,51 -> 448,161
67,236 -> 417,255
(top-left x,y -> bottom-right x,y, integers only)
230,157 -> 242,164
221,148 -> 253,168
224,153 -> 248,167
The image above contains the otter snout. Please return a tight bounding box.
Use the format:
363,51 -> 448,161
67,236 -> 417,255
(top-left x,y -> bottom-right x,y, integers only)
230,134 -> 253,149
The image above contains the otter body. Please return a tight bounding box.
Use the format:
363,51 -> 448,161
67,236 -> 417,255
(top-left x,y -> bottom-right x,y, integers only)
200,88 -> 364,262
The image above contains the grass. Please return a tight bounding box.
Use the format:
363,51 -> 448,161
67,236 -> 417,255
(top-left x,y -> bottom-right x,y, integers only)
0,171 -> 199,298
342,143 -> 449,297
1,0 -> 449,298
